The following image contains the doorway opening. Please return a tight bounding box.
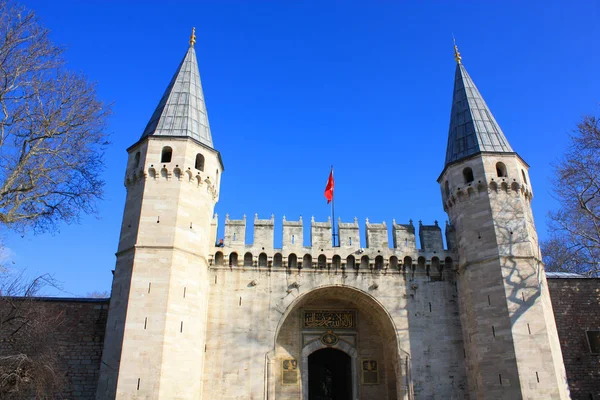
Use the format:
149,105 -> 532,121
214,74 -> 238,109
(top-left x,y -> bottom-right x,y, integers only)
308,348 -> 352,400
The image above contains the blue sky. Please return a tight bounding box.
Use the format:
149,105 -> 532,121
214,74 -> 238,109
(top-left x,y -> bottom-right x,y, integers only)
3,0 -> 599,296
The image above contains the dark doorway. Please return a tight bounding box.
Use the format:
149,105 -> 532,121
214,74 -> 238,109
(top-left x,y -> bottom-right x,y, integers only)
308,348 -> 352,400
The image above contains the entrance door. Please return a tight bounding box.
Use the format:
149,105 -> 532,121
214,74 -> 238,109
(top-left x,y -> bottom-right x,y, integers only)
308,348 -> 352,400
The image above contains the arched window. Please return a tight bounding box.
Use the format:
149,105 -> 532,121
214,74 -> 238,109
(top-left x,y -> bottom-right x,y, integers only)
432,257 -> 440,271
360,255 -> 369,269
258,253 -> 268,268
445,257 -> 453,270
346,255 -> 356,269
195,153 -> 205,171
332,255 -> 341,269
229,252 -> 238,267
161,146 -> 173,163
444,180 -> 450,197
496,162 -> 507,177
521,169 -> 528,184
375,255 -> 384,270
243,252 -> 253,267
273,253 -> 283,268
463,167 -> 474,183
288,254 -> 298,269
390,256 -> 399,269
318,255 -> 327,269
215,251 -> 224,266
418,256 -> 426,269
134,152 -> 141,168
403,256 -> 412,271
303,254 -> 312,269
291,234 -> 295,244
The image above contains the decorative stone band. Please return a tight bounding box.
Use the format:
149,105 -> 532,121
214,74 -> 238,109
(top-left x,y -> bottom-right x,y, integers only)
443,178 -> 532,212
124,165 -> 218,200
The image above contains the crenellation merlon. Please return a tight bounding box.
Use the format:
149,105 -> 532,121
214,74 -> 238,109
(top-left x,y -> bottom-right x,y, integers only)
311,216 -> 332,249
365,218 -> 388,248
224,214 -> 246,246
254,213 -> 275,249
282,216 -> 303,248
338,217 -> 359,248
392,219 -> 417,250
419,220 -> 444,251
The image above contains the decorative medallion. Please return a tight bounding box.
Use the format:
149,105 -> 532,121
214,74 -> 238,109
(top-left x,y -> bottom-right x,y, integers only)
320,330 -> 339,346
281,359 -> 298,385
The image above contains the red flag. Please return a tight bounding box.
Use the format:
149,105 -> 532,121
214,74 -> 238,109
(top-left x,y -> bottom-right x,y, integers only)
324,169 -> 334,204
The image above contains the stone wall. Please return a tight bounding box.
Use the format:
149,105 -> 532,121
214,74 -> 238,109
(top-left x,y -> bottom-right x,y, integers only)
547,277 -> 600,400
0,297 -> 109,399
201,266 -> 468,399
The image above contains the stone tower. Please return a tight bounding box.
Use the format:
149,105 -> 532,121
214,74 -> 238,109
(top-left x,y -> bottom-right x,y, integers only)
437,46 -> 570,399
96,30 -> 223,399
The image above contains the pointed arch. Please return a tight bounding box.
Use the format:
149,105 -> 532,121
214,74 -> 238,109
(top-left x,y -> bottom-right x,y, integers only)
195,153 -> 205,171
346,255 -> 356,269
317,254 -> 327,269
229,252 -> 238,267
462,167 -> 474,183
302,254 -> 312,269
243,252 -> 253,267
288,253 -> 298,269
215,251 -> 224,266
273,253 -> 283,268
161,146 -> 172,163
258,253 -> 268,268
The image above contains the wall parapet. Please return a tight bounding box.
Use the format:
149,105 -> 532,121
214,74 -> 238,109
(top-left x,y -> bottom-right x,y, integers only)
215,214 -> 456,272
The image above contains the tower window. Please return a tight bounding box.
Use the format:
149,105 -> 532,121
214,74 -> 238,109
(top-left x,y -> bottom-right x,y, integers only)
134,152 -> 141,168
161,146 -> 173,163
463,167 -> 474,184
587,331 -> 600,354
195,153 -> 205,171
291,234 -> 295,244
496,162 -> 507,177
522,169 -> 528,184
444,180 -> 450,197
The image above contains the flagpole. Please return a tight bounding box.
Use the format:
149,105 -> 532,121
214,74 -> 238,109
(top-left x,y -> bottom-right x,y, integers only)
330,165 -> 337,247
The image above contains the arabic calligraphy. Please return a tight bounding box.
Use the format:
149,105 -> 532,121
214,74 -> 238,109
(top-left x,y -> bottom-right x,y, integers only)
303,310 -> 356,329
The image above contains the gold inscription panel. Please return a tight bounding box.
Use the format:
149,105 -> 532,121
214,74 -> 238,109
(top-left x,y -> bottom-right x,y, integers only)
303,310 -> 356,329
281,359 -> 298,385
361,359 -> 379,385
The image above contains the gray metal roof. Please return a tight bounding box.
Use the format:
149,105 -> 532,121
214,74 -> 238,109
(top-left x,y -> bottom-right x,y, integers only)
140,45 -> 213,148
546,272 -> 586,279
444,63 -> 513,166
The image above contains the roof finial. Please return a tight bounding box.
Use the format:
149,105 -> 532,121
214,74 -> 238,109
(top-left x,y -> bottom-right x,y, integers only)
189,27 -> 196,47
453,36 -> 462,64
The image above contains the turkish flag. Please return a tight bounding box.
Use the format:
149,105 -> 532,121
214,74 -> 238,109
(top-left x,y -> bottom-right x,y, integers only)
324,169 -> 334,204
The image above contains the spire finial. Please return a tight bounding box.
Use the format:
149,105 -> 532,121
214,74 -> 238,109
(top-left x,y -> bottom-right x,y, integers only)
453,36 -> 462,64
189,27 -> 196,47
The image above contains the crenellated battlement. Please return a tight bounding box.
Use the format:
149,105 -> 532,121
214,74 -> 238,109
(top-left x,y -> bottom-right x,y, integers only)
211,214 -> 456,272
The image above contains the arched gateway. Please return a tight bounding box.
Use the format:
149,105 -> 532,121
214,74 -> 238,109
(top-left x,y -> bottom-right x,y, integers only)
268,286 -> 406,399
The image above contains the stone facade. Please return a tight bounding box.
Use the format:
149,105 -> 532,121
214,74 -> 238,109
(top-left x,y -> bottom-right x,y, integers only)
77,38 -> 594,399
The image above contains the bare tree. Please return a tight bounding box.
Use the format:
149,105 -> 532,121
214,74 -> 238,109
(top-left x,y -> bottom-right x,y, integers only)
0,272 -> 65,399
0,0 -> 110,234
86,290 -> 109,298
542,114 -> 600,277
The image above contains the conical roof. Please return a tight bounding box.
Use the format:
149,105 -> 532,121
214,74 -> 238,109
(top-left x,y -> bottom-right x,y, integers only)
444,62 -> 513,166
140,44 -> 213,148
